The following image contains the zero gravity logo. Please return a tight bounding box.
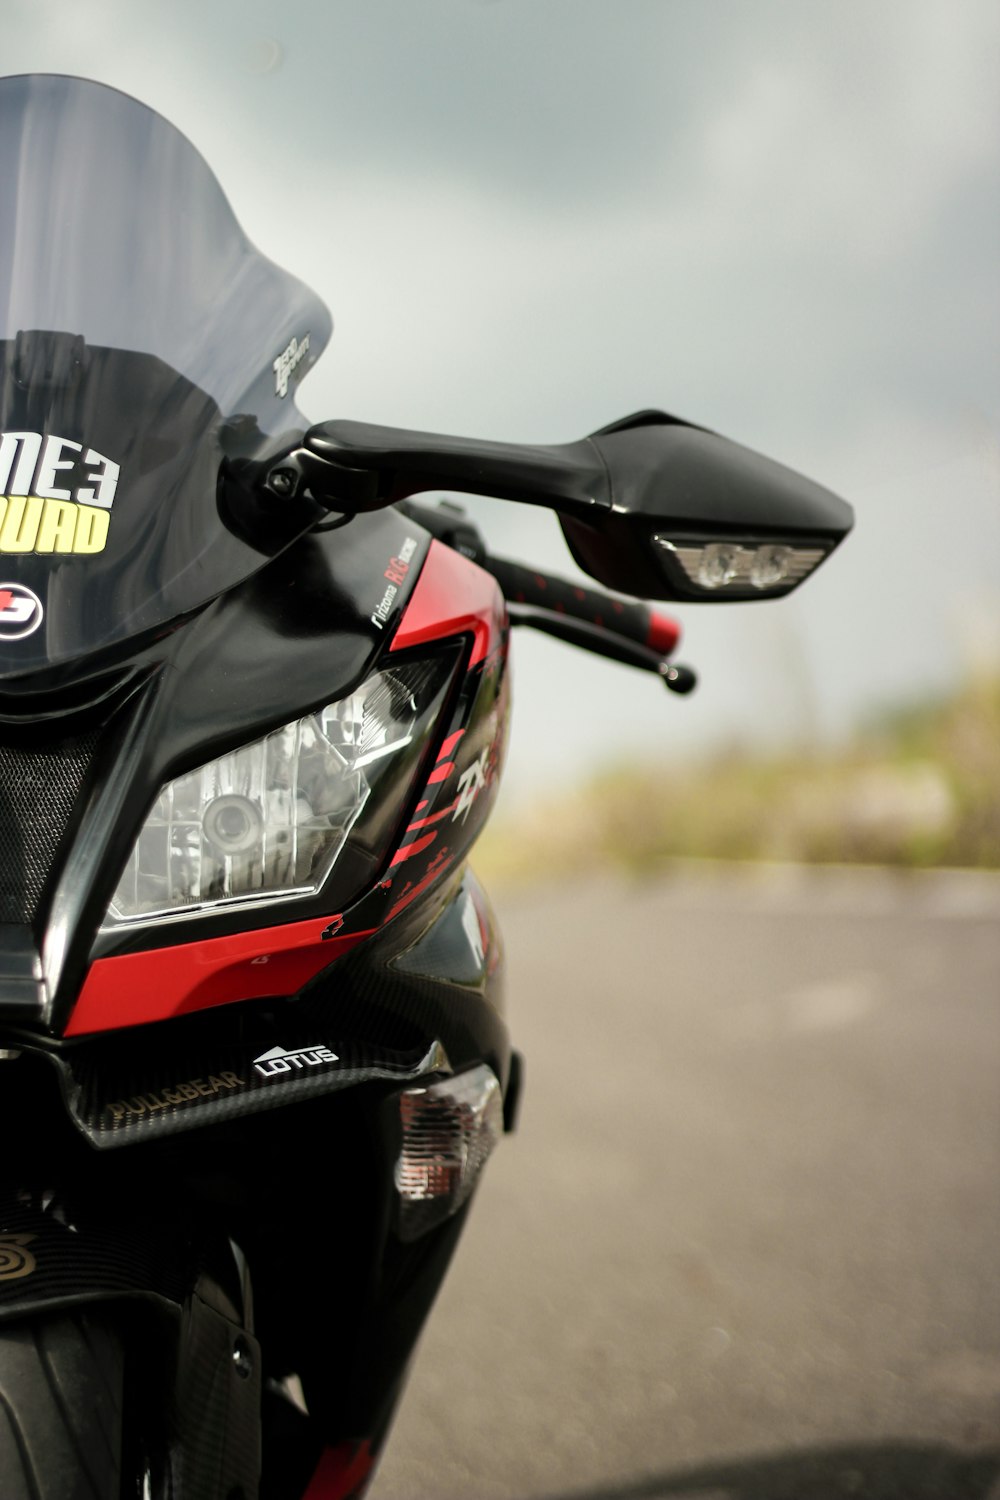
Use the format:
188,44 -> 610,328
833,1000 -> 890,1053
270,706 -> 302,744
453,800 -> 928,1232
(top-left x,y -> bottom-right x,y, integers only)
273,334 -> 310,399
0,431 -> 120,556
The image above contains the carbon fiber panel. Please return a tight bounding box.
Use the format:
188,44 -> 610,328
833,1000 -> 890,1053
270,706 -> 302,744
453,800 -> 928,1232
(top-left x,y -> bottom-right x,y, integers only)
52,1029 -> 449,1149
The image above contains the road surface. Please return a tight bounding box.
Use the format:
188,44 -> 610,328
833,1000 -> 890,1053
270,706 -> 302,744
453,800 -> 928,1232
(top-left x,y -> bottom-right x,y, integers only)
374,864 -> 1000,1500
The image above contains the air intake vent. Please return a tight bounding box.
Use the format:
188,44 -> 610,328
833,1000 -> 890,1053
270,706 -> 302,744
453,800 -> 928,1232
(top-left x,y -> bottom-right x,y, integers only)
0,730 -> 100,923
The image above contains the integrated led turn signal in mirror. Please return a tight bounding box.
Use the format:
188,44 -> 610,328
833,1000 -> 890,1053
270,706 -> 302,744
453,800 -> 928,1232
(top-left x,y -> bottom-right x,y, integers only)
654,537 -> 829,598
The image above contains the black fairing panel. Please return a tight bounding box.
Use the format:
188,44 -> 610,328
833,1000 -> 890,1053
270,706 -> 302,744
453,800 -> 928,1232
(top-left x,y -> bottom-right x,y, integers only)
37,508 -> 435,1023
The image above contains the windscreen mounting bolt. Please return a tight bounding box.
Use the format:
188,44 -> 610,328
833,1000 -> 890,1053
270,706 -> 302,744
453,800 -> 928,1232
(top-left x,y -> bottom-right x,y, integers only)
232,1336 -> 254,1380
268,467 -> 297,496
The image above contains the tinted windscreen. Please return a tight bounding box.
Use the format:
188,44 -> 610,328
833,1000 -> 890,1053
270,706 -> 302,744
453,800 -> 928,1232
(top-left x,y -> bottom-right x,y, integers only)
0,74 -> 331,679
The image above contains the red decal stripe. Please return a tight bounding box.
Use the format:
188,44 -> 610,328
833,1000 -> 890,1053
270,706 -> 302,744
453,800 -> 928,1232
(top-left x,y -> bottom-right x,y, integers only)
391,540 -> 505,667
389,831 -> 437,867
387,853 -> 454,922
406,801 -> 456,832
65,921 -> 376,1037
438,729 -> 465,758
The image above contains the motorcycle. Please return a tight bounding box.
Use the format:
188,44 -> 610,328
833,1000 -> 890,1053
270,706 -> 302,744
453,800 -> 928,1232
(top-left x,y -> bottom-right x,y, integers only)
0,74 -> 852,1499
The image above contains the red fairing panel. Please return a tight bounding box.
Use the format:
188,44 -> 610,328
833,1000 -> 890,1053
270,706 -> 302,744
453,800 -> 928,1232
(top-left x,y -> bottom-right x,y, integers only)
379,545 -> 510,918
390,538 -> 506,667
302,1441 -> 375,1499
65,921 -> 374,1037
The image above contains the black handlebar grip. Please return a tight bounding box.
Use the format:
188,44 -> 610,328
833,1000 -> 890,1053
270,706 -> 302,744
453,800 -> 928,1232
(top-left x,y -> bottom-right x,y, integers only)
486,556 -> 680,657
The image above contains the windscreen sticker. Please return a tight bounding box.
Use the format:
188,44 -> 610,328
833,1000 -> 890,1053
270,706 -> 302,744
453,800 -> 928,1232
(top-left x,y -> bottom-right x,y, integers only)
0,431 -> 120,556
273,333 -> 310,398
0,583 -> 43,640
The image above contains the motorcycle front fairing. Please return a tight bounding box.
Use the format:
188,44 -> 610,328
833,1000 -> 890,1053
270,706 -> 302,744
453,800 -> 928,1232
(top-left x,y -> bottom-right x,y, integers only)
0,75 -> 517,1490
0,72 -> 511,1037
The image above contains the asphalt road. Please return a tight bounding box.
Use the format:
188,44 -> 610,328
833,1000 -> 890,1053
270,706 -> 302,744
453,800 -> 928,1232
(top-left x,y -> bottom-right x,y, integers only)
373,864 -> 1000,1500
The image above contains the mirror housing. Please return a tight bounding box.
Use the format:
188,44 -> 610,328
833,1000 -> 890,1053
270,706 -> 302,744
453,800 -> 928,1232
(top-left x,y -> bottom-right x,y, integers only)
562,410 -> 853,601
271,410 -> 852,602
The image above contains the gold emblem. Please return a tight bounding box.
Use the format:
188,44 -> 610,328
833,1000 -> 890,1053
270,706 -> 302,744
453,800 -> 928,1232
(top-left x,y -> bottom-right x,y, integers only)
0,1233 -> 38,1281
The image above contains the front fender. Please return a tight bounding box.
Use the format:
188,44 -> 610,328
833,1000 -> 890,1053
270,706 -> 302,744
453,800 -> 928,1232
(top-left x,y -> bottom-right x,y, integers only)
0,1188 -> 263,1500
0,1182 -> 240,1325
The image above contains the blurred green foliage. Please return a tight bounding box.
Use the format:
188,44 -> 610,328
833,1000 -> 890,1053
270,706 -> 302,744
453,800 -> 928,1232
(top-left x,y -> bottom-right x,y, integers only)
478,676 -> 1000,883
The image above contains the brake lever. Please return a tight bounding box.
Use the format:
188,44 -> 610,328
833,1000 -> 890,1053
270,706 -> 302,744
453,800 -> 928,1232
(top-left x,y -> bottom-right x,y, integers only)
507,603 -> 697,693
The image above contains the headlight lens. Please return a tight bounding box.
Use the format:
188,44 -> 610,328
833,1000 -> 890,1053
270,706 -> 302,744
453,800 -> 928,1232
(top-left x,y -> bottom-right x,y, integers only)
106,655 -> 454,925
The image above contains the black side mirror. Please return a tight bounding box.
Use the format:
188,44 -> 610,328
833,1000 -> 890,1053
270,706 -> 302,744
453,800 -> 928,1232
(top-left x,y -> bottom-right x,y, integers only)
561,410 -> 853,601
261,409 -> 852,602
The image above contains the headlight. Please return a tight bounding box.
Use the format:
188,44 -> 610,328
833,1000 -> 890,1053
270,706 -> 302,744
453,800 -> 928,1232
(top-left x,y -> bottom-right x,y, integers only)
105,654 -> 455,926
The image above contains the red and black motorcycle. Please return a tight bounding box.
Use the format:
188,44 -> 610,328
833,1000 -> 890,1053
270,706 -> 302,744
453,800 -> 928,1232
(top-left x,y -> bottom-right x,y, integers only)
0,74 -> 852,1499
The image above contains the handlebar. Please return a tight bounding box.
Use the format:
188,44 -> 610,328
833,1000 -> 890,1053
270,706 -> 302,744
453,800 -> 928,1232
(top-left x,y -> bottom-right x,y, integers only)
485,556 -> 680,656
485,556 -> 695,695
396,497 -> 697,694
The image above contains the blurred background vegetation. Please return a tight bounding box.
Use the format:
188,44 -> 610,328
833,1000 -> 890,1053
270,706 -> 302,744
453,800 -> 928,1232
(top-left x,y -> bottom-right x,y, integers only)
477,675 -> 1000,885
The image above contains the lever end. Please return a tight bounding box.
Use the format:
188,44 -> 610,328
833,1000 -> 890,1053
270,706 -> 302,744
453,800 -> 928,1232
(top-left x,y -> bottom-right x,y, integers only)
660,663 -> 697,695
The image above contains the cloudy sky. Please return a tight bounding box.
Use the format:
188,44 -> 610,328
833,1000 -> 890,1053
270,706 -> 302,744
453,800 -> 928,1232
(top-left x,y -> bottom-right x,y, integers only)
7,0 -> 998,797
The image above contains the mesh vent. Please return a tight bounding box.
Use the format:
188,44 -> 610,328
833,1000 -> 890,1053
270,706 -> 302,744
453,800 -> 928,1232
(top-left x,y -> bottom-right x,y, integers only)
0,731 -> 101,922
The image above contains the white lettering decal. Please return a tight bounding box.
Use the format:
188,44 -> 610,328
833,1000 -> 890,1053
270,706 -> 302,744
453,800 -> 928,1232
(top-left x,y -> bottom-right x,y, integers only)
35,436 -> 83,500
0,432 -> 42,496
452,750 -> 489,824
371,583 -> 398,630
253,1043 -> 340,1079
273,334 -> 311,399
77,449 -> 120,508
